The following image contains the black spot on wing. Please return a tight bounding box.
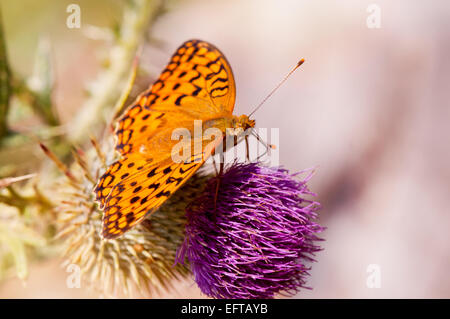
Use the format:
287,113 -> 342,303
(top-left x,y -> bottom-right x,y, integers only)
156,190 -> 171,198
175,94 -> 187,106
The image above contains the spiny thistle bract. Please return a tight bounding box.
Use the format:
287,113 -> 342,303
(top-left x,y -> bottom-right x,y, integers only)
51,135 -> 211,297
176,162 -> 324,299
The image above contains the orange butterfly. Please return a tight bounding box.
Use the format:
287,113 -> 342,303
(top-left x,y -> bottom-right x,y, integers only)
94,40 -> 256,239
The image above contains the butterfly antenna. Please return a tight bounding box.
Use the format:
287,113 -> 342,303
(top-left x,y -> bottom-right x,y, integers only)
248,59 -> 305,117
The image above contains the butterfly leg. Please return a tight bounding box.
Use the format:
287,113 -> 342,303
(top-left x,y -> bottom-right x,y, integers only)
213,151 -> 224,215
245,134 -> 250,162
211,154 -> 219,176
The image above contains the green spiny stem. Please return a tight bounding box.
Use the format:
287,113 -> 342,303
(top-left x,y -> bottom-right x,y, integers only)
0,8 -> 12,141
0,185 -> 53,213
68,0 -> 167,145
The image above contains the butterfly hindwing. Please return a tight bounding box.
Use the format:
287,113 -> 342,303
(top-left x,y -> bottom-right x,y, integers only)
101,155 -> 204,239
94,154 -> 153,209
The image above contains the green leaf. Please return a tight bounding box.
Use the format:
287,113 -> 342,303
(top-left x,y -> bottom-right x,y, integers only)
0,220 -> 46,281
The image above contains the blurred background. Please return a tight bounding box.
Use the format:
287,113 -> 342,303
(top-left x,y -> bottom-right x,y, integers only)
0,0 -> 449,298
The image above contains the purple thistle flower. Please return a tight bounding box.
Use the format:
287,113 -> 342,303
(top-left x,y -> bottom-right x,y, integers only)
176,162 -> 324,299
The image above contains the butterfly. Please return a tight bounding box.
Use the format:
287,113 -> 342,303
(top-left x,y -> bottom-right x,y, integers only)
93,40 -> 256,239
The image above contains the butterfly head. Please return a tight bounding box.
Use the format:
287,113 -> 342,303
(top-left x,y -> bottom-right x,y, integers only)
234,115 -> 255,132
226,115 -> 255,137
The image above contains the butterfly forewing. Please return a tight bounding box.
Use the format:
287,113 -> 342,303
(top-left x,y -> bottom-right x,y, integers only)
115,40 -> 236,156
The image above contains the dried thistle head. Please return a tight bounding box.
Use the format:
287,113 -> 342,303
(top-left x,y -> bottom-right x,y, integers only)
49,134 -> 210,297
